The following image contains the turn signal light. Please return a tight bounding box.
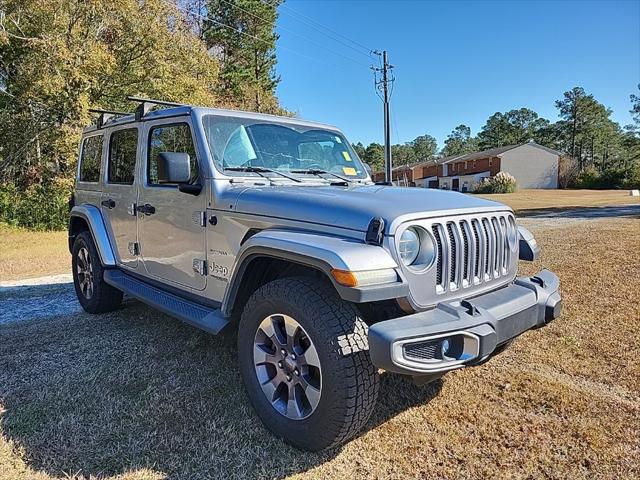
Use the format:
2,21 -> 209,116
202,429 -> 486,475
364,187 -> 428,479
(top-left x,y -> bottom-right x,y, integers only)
331,269 -> 359,287
330,268 -> 398,287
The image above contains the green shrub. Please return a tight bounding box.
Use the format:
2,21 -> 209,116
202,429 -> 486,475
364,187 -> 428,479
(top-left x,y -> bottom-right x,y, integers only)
474,171 -> 518,194
571,164 -> 640,189
0,179 -> 73,230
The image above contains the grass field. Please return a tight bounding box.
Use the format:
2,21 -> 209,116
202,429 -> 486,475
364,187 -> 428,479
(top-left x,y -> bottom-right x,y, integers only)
475,188 -> 639,211
1,213 -> 639,478
0,224 -> 69,281
0,189 -> 637,282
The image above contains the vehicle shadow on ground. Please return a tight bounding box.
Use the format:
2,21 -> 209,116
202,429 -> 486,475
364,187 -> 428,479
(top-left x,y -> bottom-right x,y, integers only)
0,300 -> 442,479
516,203 -> 640,219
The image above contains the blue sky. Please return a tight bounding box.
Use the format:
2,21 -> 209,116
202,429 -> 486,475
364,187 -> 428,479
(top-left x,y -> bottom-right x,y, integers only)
275,0 -> 640,148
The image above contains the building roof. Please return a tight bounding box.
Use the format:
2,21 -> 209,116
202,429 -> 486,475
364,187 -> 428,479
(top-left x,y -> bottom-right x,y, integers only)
439,141 -> 562,164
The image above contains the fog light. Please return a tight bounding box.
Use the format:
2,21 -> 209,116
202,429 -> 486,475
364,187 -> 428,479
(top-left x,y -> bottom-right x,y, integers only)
440,338 -> 451,358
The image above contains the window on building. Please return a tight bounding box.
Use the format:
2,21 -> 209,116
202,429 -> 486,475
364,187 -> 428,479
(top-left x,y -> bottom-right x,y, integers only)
472,161 -> 476,168
464,161 -> 468,169
79,135 -> 103,182
489,158 -> 493,166
148,123 -> 198,185
108,128 -> 138,184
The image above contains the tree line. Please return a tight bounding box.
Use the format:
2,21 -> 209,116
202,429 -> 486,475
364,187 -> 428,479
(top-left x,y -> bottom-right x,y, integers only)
355,86 -> 640,188
0,0 -> 282,229
0,0 -> 282,190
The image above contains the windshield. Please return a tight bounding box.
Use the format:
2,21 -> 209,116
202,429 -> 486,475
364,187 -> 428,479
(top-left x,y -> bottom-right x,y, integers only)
202,115 -> 368,180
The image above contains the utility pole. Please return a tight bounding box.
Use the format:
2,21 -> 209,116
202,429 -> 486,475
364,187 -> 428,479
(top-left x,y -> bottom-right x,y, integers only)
372,50 -> 394,184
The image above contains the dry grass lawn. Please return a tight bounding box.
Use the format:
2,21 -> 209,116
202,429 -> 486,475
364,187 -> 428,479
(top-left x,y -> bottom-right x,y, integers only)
0,190 -> 636,282
1,216 -> 639,479
476,188 -> 639,211
0,224 -> 69,282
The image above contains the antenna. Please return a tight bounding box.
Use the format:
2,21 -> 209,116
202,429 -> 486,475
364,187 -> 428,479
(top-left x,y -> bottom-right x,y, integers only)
126,96 -> 189,121
89,108 -> 131,129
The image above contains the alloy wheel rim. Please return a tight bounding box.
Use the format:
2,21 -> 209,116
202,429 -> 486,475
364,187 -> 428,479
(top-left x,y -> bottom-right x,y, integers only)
76,247 -> 94,299
253,314 -> 322,420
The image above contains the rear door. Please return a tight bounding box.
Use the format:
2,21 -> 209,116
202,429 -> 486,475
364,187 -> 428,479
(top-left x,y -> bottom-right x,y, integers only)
137,120 -> 207,291
101,126 -> 140,269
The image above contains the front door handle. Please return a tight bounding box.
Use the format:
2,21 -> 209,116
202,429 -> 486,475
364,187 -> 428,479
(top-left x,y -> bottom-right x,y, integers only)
137,203 -> 156,216
101,199 -> 116,209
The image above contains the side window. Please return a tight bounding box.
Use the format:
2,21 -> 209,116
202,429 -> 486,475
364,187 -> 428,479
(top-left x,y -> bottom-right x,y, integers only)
108,128 -> 138,184
148,123 -> 197,185
79,135 -> 103,182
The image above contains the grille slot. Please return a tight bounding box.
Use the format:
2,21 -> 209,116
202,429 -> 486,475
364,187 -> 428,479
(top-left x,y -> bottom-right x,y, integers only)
430,213 -> 514,294
460,221 -> 469,283
471,220 -> 481,278
432,225 -> 444,288
446,223 -> 456,287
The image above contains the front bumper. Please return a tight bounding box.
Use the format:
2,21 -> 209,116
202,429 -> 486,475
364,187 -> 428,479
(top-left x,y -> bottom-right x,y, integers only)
368,269 -> 561,376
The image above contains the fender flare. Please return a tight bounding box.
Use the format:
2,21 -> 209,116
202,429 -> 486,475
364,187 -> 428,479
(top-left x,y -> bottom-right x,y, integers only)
68,205 -> 116,266
221,229 -> 406,316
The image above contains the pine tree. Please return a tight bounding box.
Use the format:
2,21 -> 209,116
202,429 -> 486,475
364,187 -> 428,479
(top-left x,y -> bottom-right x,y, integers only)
203,0 -> 282,113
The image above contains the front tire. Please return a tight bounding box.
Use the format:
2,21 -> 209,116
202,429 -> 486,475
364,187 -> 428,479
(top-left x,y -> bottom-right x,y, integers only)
72,231 -> 123,313
238,277 -> 379,451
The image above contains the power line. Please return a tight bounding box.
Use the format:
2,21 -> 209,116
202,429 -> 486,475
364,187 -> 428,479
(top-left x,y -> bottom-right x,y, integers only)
277,2 -> 376,60
215,0 -> 371,68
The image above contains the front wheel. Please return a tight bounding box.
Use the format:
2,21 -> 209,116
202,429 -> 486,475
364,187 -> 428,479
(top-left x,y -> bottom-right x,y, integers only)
237,277 -> 379,451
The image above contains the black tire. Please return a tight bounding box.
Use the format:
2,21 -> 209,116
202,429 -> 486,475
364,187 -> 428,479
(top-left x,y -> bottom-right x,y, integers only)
238,277 -> 379,451
72,231 -> 123,314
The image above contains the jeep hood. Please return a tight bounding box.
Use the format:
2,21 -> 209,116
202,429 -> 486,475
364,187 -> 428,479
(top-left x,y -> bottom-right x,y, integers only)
231,184 -> 510,234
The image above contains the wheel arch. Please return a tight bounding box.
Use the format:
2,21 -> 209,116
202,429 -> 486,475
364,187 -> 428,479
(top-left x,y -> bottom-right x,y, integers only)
222,249 -> 336,318
68,205 -> 116,266
221,229 -> 402,318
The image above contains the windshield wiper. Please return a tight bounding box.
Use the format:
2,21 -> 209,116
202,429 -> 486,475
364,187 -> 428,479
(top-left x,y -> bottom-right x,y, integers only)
291,169 -> 354,184
224,166 -> 301,183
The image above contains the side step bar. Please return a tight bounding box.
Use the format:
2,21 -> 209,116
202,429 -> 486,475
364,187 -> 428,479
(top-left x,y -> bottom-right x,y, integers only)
104,269 -> 228,334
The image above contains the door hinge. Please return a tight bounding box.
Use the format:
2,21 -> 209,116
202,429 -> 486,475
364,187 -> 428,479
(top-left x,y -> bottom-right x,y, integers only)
128,242 -> 140,256
193,259 -> 207,276
192,211 -> 207,227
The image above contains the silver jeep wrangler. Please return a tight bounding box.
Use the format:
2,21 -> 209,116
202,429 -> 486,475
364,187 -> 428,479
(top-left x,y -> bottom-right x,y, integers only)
69,98 -> 561,451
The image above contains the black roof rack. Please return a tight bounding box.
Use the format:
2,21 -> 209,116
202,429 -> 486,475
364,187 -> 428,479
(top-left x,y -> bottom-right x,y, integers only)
126,96 -> 189,121
89,108 -> 131,129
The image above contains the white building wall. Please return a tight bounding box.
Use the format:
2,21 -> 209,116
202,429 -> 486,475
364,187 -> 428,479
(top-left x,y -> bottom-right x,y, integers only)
499,144 -> 559,189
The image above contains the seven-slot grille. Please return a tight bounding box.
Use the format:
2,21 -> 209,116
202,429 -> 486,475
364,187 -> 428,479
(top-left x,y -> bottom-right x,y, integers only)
431,213 -> 515,293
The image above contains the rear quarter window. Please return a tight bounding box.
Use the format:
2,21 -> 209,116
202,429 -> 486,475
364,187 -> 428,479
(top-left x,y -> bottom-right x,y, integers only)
108,128 -> 138,184
79,135 -> 103,183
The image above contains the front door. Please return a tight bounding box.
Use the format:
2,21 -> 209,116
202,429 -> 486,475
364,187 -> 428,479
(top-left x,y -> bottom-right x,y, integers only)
101,127 -> 139,269
138,120 -> 207,291
452,178 -> 460,191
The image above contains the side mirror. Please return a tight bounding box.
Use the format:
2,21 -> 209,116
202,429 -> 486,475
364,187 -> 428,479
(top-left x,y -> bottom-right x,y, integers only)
158,152 -> 191,184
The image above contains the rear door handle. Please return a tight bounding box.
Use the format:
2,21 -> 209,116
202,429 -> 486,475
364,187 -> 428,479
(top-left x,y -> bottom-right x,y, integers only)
101,199 -> 116,209
137,203 -> 156,216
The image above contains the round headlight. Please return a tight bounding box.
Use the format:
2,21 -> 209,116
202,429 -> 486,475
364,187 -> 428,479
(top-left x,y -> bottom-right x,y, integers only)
399,228 -> 420,265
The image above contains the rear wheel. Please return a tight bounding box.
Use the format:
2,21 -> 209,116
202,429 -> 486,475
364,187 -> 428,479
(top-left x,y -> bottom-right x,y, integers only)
238,277 -> 379,451
72,231 -> 123,313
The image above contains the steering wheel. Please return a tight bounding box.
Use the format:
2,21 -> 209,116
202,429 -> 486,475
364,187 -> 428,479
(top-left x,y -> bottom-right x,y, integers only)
298,160 -> 325,171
